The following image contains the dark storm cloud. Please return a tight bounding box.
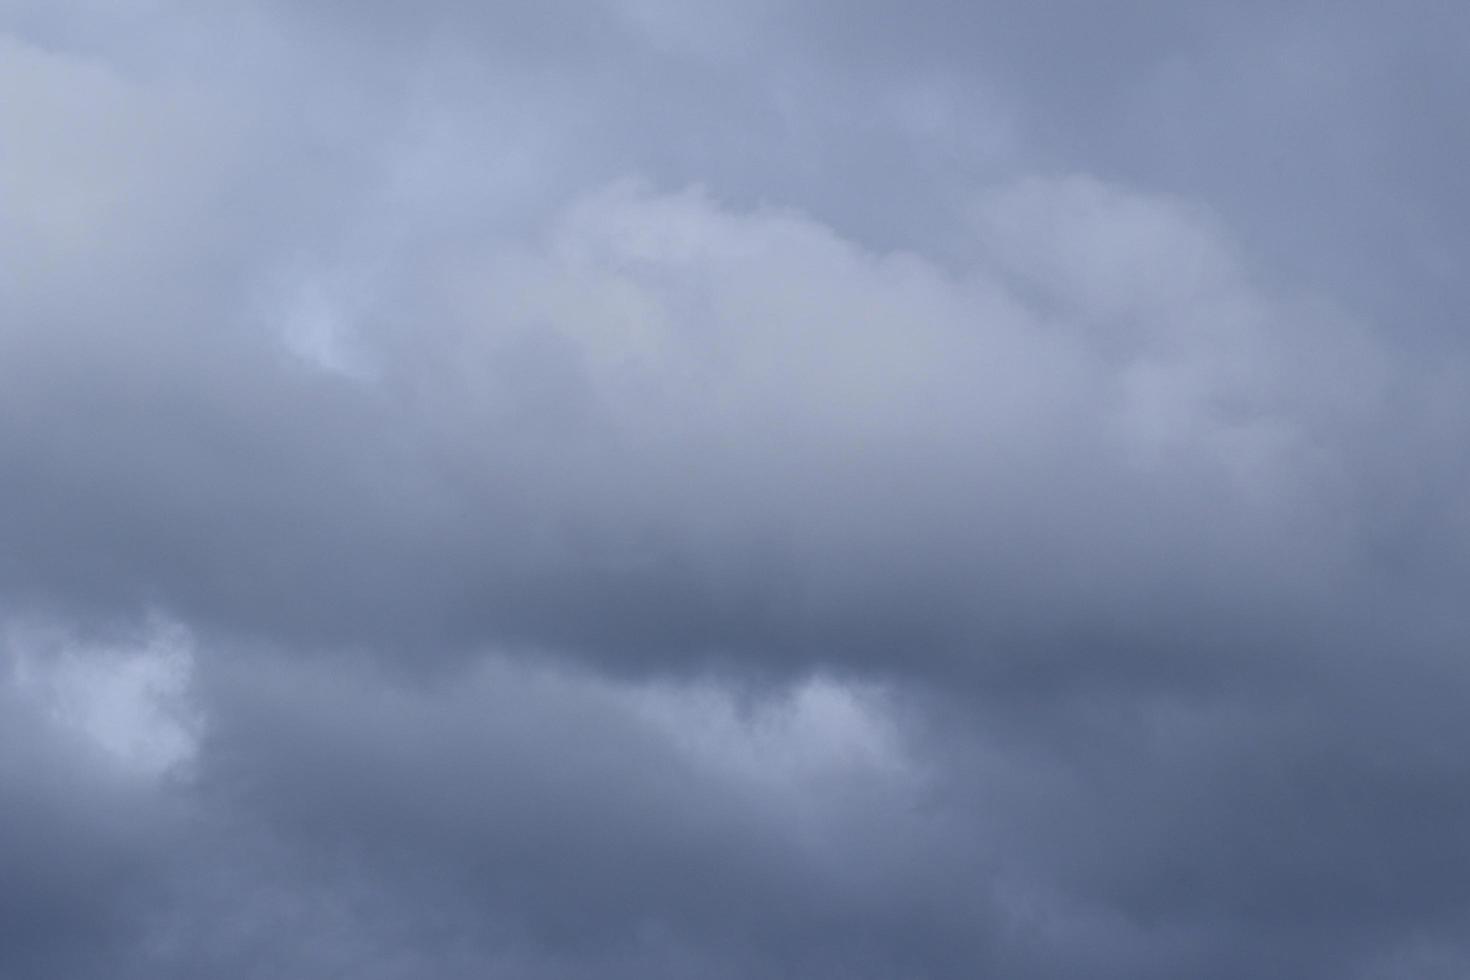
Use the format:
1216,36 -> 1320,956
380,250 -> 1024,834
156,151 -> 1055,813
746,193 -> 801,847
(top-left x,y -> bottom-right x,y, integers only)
187,653 -> 1001,979
5,1 -> 1470,977
0,653 -> 182,980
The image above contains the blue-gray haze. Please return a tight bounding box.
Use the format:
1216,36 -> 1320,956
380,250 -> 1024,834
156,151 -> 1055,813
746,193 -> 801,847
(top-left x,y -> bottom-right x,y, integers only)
2,2 -> 1469,977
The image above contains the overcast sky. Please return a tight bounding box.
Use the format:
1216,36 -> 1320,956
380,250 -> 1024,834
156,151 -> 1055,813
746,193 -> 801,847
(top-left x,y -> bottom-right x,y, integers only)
3,2 -> 1470,977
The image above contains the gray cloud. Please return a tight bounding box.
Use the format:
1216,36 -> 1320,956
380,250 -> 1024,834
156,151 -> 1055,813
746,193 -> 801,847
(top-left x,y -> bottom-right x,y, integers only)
4,2 -> 1470,977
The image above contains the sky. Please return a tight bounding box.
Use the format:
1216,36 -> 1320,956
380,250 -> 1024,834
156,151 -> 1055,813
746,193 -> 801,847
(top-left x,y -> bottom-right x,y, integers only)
2,2 -> 1470,977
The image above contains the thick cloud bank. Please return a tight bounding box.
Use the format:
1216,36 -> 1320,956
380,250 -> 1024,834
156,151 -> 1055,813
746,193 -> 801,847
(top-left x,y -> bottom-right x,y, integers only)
4,2 -> 1470,977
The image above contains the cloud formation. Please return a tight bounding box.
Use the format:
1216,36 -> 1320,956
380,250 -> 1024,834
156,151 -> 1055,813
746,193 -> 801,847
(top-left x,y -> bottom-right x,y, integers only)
4,2 -> 1470,977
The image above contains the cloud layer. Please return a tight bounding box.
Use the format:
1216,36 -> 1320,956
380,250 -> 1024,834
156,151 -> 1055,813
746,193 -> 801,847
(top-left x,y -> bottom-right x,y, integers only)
4,3 -> 1470,977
